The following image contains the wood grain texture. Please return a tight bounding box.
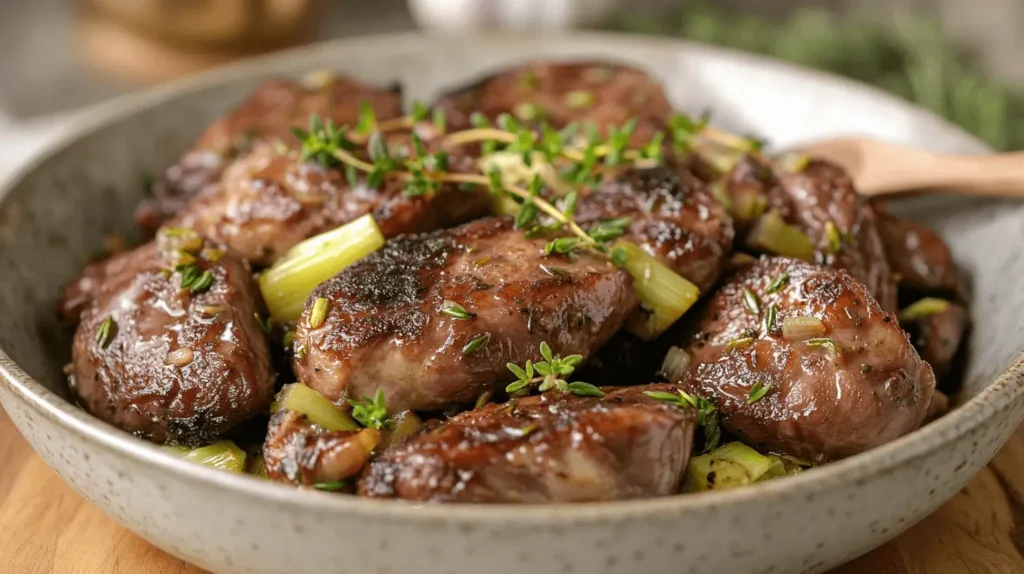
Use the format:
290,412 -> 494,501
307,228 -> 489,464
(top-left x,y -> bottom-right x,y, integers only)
1,405 -> 1022,574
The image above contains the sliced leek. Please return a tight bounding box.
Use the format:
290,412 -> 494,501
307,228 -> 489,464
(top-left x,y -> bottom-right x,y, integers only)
781,316 -> 827,341
900,297 -> 952,322
687,442 -> 774,491
731,189 -> 768,221
165,441 -> 246,473
271,383 -> 360,432
259,214 -> 385,323
616,241 -> 701,341
758,455 -> 805,481
378,410 -> 425,450
747,211 -> 816,261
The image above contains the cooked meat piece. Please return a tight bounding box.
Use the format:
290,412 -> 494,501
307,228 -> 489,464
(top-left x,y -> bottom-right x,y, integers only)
66,234 -> 275,445
135,76 -> 405,233
576,164 -> 735,292
59,250 -> 141,325
433,61 -> 672,147
263,409 -> 378,487
681,257 -> 935,462
359,384 -> 696,503
903,302 -> 969,383
293,217 -> 638,413
721,158 -> 898,311
168,141 -> 490,266
874,209 -> 961,296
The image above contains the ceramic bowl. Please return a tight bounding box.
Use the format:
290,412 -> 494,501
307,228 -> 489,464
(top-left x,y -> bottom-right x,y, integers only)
1,32 -> 1023,574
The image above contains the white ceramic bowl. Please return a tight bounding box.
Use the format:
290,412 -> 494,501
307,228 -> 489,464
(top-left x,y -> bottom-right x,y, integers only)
2,32 -> 1023,574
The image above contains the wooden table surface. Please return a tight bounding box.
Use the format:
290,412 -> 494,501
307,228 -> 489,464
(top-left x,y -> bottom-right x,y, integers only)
2,406 -> 1023,574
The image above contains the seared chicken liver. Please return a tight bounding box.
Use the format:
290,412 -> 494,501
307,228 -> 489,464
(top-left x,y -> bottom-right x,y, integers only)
721,157 -> 897,310
136,77 -> 405,232
875,209 -> 961,297
359,384 -> 696,503
66,237 -> 275,445
903,302 -> 969,384
168,143 -> 489,266
293,217 -> 638,413
433,61 -> 673,147
682,257 -> 935,461
577,164 -> 735,292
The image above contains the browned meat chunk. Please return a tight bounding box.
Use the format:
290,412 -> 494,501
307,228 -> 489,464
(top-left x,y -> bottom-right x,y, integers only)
576,164 -> 735,292
136,76 -> 405,232
875,209 -> 961,296
681,257 -> 935,462
65,232 -> 275,445
292,217 -> 638,413
359,384 -> 696,503
719,157 -> 897,310
263,409 -> 379,487
774,160 -> 895,310
168,142 -> 490,266
903,302 -> 969,383
433,61 -> 672,147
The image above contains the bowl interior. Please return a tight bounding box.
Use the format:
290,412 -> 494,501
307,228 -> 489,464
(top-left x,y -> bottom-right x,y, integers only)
0,31 -> 1020,446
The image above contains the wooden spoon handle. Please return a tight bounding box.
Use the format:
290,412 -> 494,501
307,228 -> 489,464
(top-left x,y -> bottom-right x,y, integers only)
922,152 -> 1024,198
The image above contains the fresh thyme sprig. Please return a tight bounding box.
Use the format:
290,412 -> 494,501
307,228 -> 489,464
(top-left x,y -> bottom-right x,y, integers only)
505,341 -> 604,398
348,389 -> 390,429
290,103 -> 755,263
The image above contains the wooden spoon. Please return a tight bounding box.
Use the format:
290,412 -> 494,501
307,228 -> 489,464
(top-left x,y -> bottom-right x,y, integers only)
796,137 -> 1024,198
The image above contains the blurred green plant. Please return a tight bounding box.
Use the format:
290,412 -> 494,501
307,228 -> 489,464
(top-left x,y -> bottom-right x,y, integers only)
609,2 -> 1024,150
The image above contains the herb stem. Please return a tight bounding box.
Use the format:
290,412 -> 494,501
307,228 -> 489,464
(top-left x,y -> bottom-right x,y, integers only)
332,148 -> 376,172
428,173 -> 596,248
442,128 -> 518,148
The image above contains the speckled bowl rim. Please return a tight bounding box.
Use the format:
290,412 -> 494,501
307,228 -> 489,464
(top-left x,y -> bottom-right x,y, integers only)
2,31 -> 1022,525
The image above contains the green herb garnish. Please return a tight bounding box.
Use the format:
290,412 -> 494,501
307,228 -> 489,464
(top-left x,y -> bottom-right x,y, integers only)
348,389 -> 389,429
824,221 -> 843,254
505,341 -> 595,397
292,114 -> 355,168
747,381 -> 772,404
766,272 -> 790,294
312,481 -> 347,492
95,316 -> 117,349
189,270 -> 214,294
742,288 -> 761,315
764,304 -> 777,333
441,300 -> 475,320
806,337 -> 841,355
462,333 -> 491,355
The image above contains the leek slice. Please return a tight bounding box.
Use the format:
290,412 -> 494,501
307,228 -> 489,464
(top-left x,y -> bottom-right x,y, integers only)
747,211 -> 816,261
260,214 -> 385,323
271,383 -> 359,432
165,441 -> 246,473
687,442 -> 774,491
781,316 -> 827,341
378,410 -> 424,450
616,241 -> 701,341
900,297 -> 952,322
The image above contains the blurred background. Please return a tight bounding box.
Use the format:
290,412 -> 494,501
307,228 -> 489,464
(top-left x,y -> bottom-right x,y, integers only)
1,0 -> 1021,175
